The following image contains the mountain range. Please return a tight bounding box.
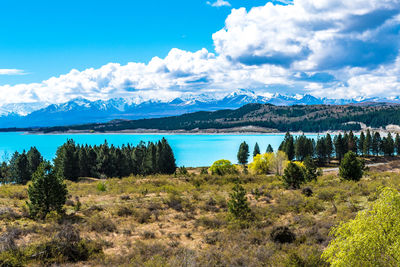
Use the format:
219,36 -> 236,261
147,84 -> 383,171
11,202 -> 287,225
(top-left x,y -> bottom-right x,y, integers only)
1,89 -> 400,128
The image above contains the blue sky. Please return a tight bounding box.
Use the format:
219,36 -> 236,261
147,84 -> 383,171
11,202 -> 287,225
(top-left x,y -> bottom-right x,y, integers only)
0,0 -> 400,104
0,0 -> 268,85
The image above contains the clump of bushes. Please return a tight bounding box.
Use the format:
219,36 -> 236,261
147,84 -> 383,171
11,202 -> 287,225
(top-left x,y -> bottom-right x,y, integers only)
0,225 -> 103,266
302,187 -> 313,197
270,226 -> 296,244
209,160 -> 238,176
88,215 -> 117,232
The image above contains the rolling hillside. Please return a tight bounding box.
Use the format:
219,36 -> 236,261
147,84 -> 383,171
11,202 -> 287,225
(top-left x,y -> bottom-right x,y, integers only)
35,102 -> 400,133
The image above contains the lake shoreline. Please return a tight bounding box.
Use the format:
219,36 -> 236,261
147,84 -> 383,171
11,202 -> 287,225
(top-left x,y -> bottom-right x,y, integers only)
25,129 -> 393,136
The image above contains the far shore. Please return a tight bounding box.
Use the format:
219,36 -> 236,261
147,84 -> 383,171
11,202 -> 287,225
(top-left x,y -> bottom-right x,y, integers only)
23,128 -> 399,136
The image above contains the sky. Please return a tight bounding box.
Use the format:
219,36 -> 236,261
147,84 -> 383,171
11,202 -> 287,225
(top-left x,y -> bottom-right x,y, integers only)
0,0 -> 400,104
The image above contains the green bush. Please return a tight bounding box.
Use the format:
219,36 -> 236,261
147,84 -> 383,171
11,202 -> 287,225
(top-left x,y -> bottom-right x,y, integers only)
339,151 -> 364,181
322,187 -> 400,266
208,160 -> 238,176
282,162 -> 305,189
97,182 -> 107,192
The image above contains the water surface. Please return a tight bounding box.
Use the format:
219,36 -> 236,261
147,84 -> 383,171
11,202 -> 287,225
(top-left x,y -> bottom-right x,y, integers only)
0,133 -> 319,167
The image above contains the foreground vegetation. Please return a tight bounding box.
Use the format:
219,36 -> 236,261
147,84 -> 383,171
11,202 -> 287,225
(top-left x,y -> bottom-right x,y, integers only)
1,160 -> 400,266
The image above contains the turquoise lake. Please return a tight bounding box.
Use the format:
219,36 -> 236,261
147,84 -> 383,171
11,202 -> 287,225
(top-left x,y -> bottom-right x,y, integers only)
0,132 -> 319,167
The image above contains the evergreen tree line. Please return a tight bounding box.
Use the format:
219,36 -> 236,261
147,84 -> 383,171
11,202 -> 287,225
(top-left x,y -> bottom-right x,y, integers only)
279,130 -> 400,164
0,137 -> 176,184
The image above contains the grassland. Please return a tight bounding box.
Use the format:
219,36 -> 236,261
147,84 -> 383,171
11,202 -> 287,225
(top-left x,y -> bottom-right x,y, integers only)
1,160 -> 400,266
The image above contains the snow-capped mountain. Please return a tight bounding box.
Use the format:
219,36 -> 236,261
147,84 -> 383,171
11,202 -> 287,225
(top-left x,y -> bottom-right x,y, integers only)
0,102 -> 49,116
0,89 -> 396,128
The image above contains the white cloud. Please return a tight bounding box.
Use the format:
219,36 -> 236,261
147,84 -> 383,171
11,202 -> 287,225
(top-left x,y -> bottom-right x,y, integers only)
207,0 -> 231,7
1,0 -> 400,104
0,69 -> 26,75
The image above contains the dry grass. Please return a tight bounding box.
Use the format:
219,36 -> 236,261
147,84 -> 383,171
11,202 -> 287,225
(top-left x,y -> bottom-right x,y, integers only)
1,165 -> 400,266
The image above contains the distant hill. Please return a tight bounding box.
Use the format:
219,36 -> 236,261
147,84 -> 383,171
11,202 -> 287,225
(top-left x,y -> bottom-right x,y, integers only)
34,102 -> 400,133
2,89 -> 400,128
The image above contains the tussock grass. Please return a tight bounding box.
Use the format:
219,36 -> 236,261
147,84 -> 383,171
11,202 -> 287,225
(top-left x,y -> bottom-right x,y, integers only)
1,168 -> 400,265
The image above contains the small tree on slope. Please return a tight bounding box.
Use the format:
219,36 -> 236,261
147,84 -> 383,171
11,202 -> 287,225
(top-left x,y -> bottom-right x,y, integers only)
27,162 -> 68,219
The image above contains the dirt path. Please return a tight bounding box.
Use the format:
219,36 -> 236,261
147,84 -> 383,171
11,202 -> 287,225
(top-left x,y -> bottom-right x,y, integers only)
323,162 -> 389,173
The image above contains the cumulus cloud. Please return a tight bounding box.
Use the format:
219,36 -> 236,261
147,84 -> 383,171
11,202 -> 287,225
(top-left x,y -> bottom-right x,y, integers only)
213,0 -> 400,70
207,0 -> 231,7
1,0 -> 400,104
0,69 -> 26,75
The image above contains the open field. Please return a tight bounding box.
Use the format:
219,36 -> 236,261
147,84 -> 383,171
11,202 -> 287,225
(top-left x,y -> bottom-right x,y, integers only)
1,159 -> 400,266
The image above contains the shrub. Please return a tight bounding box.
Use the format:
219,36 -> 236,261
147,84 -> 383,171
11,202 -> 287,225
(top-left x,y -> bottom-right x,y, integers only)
322,187 -> 400,266
339,151 -> 364,181
228,183 -> 253,221
282,162 -> 305,189
116,206 -> 134,217
97,182 -> 107,192
27,162 -> 68,219
302,187 -> 313,197
200,167 -> 208,175
195,216 -> 225,229
270,226 -> 296,244
141,231 -> 156,239
134,209 -> 152,224
33,225 -> 103,264
208,160 -> 237,176
177,166 -> 188,175
204,232 -> 222,245
88,215 -> 117,232
165,193 -> 184,212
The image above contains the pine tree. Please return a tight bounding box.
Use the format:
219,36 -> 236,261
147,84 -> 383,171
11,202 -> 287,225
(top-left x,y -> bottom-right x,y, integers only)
228,183 -> 252,221
78,146 -> 89,177
27,162 -> 68,219
372,132 -> 381,156
0,162 -> 9,184
359,132 -> 365,156
15,151 -> 31,184
8,151 -> 20,183
395,133 -> 400,156
86,146 -> 98,177
237,141 -> 250,167
132,141 -> 146,175
325,133 -> 333,163
334,134 -> 345,162
157,138 -> 176,174
96,141 -> 115,177
339,151 -> 363,181
364,129 -> 372,156
266,144 -> 274,153
303,156 -> 319,182
343,132 -> 350,154
348,131 -> 357,154
280,132 -> 295,160
54,139 -> 80,181
383,133 -> 395,156
282,162 -> 305,189
295,135 -> 313,161
253,142 -> 260,158
27,147 -> 43,176
144,142 -> 157,175
316,137 -> 327,164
